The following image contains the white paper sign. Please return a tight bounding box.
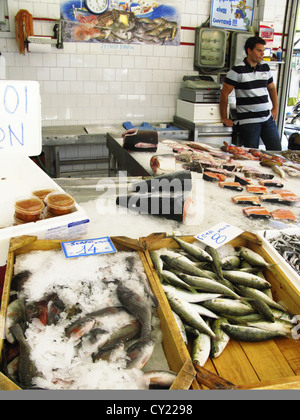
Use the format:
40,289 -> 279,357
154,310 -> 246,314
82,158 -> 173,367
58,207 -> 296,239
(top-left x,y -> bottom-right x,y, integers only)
61,237 -> 117,259
210,0 -> 254,31
0,81 -> 42,156
195,222 -> 243,249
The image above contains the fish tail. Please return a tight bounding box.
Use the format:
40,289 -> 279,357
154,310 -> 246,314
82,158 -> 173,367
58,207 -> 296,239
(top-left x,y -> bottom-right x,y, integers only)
9,324 -> 24,342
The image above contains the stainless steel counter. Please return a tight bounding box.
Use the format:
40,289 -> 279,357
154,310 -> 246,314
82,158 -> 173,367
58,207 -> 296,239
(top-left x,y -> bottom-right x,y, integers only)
42,125 -> 122,178
41,124 -> 189,178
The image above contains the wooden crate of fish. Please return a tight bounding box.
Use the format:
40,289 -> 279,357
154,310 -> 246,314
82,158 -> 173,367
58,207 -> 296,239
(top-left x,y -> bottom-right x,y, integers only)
0,236 -> 198,391
142,232 -> 300,390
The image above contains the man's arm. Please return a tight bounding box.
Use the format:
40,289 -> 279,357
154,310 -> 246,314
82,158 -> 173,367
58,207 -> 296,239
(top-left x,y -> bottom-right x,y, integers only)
220,82 -> 235,126
267,82 -> 279,121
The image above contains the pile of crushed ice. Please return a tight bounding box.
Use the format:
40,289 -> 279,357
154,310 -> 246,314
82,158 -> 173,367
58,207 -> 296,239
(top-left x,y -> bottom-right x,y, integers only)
13,249 -> 163,390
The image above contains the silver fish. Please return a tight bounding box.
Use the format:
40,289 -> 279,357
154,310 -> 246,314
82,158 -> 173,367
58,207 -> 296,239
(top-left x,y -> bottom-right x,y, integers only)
202,298 -> 255,317
162,284 -> 221,303
221,322 -> 288,342
221,255 -> 241,270
191,327 -> 211,367
179,273 -> 240,300
205,245 -> 224,281
162,270 -> 195,292
189,303 -> 219,319
160,255 -> 215,280
165,292 -> 216,339
246,296 -> 275,323
172,310 -> 188,345
222,270 -> 271,290
246,319 -> 293,337
173,236 -> 213,263
149,251 -> 164,282
210,318 -> 230,358
236,285 -> 286,313
236,246 -> 271,268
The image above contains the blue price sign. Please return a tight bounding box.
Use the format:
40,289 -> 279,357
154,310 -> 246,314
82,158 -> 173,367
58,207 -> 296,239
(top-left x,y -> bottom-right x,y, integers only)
195,222 -> 243,249
61,236 -> 117,258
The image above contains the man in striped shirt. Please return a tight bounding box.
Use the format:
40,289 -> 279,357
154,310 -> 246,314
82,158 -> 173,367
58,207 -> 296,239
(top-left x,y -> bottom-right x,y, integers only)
220,36 -> 281,150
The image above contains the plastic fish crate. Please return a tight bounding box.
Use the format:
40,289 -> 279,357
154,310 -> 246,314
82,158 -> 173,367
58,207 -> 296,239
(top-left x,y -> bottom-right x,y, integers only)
0,235 -> 199,391
141,231 -> 300,390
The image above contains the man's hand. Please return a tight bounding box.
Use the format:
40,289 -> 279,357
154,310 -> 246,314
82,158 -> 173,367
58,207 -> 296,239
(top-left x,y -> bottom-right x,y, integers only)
222,118 -> 234,127
271,107 -> 279,121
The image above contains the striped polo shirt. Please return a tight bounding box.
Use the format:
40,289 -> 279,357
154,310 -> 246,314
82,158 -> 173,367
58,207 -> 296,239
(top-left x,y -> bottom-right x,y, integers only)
225,58 -> 273,125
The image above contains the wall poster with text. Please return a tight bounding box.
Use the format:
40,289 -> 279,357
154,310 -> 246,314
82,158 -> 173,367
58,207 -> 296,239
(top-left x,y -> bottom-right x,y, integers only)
210,0 -> 254,31
60,0 -> 180,45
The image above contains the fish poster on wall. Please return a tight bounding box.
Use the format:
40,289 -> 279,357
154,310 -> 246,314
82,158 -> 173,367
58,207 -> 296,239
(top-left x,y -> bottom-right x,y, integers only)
210,0 -> 254,31
60,0 -> 180,45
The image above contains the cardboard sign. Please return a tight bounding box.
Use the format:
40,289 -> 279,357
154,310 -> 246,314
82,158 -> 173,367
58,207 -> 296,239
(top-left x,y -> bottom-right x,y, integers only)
0,81 -> 42,156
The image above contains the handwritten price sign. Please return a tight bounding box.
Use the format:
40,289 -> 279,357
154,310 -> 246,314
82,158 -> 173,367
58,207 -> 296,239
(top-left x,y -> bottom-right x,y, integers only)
61,236 -> 117,259
195,222 -> 243,249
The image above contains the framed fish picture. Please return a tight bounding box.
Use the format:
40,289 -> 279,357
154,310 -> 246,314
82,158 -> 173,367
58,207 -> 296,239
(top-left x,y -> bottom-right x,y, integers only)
60,0 -> 181,45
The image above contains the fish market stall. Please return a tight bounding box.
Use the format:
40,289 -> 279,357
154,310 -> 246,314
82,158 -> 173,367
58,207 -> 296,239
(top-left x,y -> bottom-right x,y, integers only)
0,236 -> 198,391
143,232 -> 300,390
1,85 -> 300,391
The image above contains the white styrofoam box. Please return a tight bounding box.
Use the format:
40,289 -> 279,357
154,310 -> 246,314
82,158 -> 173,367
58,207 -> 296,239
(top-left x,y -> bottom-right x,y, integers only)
0,80 -> 42,157
257,227 -> 300,292
176,100 -> 226,123
0,153 -> 89,263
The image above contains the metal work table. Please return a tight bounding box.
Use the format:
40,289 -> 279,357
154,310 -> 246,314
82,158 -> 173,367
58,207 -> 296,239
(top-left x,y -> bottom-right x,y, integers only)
42,125 -> 122,178
106,128 -> 190,177
42,124 -> 189,178
173,116 -> 233,143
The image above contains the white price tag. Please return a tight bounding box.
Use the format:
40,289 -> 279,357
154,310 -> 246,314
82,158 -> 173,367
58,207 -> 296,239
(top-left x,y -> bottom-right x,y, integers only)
195,222 -> 243,249
61,236 -> 117,259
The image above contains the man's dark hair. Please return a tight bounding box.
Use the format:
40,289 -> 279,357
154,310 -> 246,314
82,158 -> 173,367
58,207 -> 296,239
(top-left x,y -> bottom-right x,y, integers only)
244,36 -> 266,55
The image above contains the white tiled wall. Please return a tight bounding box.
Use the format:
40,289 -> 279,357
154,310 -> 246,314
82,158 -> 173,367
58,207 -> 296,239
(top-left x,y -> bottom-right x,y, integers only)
2,0 -> 206,127
0,1 -> 288,175
1,0 -> 287,128
0,0 -> 278,128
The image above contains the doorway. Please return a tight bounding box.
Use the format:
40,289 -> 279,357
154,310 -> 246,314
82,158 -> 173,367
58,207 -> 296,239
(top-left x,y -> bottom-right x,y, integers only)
279,0 -> 300,149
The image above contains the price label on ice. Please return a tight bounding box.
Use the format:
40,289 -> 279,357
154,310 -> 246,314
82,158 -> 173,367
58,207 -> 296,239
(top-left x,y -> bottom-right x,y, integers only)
195,222 -> 243,249
61,237 -> 117,259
